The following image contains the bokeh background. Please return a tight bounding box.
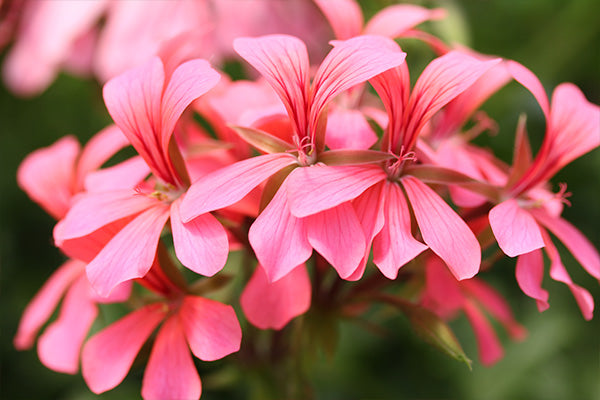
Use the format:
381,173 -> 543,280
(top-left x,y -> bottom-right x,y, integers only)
1,0 -> 598,399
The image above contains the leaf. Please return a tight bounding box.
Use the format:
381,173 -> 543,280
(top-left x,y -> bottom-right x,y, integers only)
229,125 -> 295,154
318,149 -> 395,166
375,294 -> 472,369
403,164 -> 500,202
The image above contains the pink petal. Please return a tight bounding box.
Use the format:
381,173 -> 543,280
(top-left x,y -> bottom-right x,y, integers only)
241,264 -> 311,330
160,59 -> 221,151
248,183 -> 312,282
170,197 -> 228,276
402,176 -> 481,280
84,156 -> 150,192
373,181 -> 428,279
37,276 -> 97,374
461,279 -> 527,340
86,204 -> 170,297
81,304 -> 167,394
324,108 -> 378,150
17,135 -> 79,219
14,259 -> 84,350
313,0 -> 363,40
543,233 -> 594,320
233,35 -> 310,137
515,249 -> 549,312
54,190 -> 159,241
103,57 -> 172,183
364,5 -> 445,38
286,164 -> 386,218
141,316 -> 201,400
349,182 -> 386,281
179,296 -> 241,361
489,199 -> 545,257
305,202 -> 366,279
76,125 -> 129,188
311,35 -> 406,131
422,256 -> 465,316
405,52 -> 500,147
463,300 -> 504,366
545,83 -> 600,173
506,60 -> 550,119
181,153 -> 296,221
531,210 -> 600,279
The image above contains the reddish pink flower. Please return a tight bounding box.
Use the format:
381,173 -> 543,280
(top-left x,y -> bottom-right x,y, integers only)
181,34 -> 406,282
81,264 -> 241,399
284,51 -> 499,281
487,63 -> 600,319
15,130 -> 131,373
421,256 -> 526,366
54,56 -> 229,297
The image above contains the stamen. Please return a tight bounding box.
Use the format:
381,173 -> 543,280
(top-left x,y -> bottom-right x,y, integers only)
463,111 -> 498,141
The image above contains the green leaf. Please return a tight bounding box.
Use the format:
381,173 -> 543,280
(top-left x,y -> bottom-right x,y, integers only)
373,294 -> 472,369
229,125 -> 294,154
319,149 -> 394,166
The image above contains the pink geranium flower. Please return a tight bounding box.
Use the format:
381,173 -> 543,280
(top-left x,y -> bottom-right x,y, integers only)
284,51 -> 500,281
54,56 -> 229,297
181,34 -> 406,283
81,262 -> 241,400
15,129 -> 131,373
487,62 -> 600,319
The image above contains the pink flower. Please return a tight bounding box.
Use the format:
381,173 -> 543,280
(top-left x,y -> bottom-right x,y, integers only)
15,129 -> 131,373
181,34 -> 406,282
487,62 -> 600,319
421,256 -> 526,366
284,51 -> 500,281
54,56 -> 229,297
81,263 -> 241,399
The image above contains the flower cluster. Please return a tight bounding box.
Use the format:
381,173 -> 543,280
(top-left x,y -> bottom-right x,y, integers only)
8,0 -> 599,398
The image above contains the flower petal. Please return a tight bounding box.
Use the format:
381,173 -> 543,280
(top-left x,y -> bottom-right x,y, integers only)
402,176 -> 480,280
543,232 -> 594,321
531,210 -> 600,279
311,35 -> 406,131
324,108 -> 378,150
86,204 -> 170,297
181,153 -> 297,220
81,304 -> 167,394
180,296 -> 241,361
84,156 -> 150,192
463,300 -> 504,366
170,197 -> 228,276
160,59 -> 221,151
14,259 -> 84,350
55,190 -> 159,241
515,249 -> 549,312
286,164 -> 386,218
241,264 -> 311,330
364,4 -> 445,38
489,199 -> 545,257
506,60 -> 550,119
141,315 -> 201,400
233,35 -> 309,137
17,135 -> 79,219
249,183 -> 312,282
373,181 -> 427,279
306,202 -> 366,279
313,0 -> 363,40
37,275 -> 97,374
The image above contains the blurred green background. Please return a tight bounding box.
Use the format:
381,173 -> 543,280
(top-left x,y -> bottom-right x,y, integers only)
1,0 -> 598,399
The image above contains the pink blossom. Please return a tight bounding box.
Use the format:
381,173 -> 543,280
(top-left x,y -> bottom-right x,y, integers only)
181,34 -> 406,282
81,263 -> 241,399
285,51 -> 499,281
55,56 -> 229,297
487,62 -> 600,319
